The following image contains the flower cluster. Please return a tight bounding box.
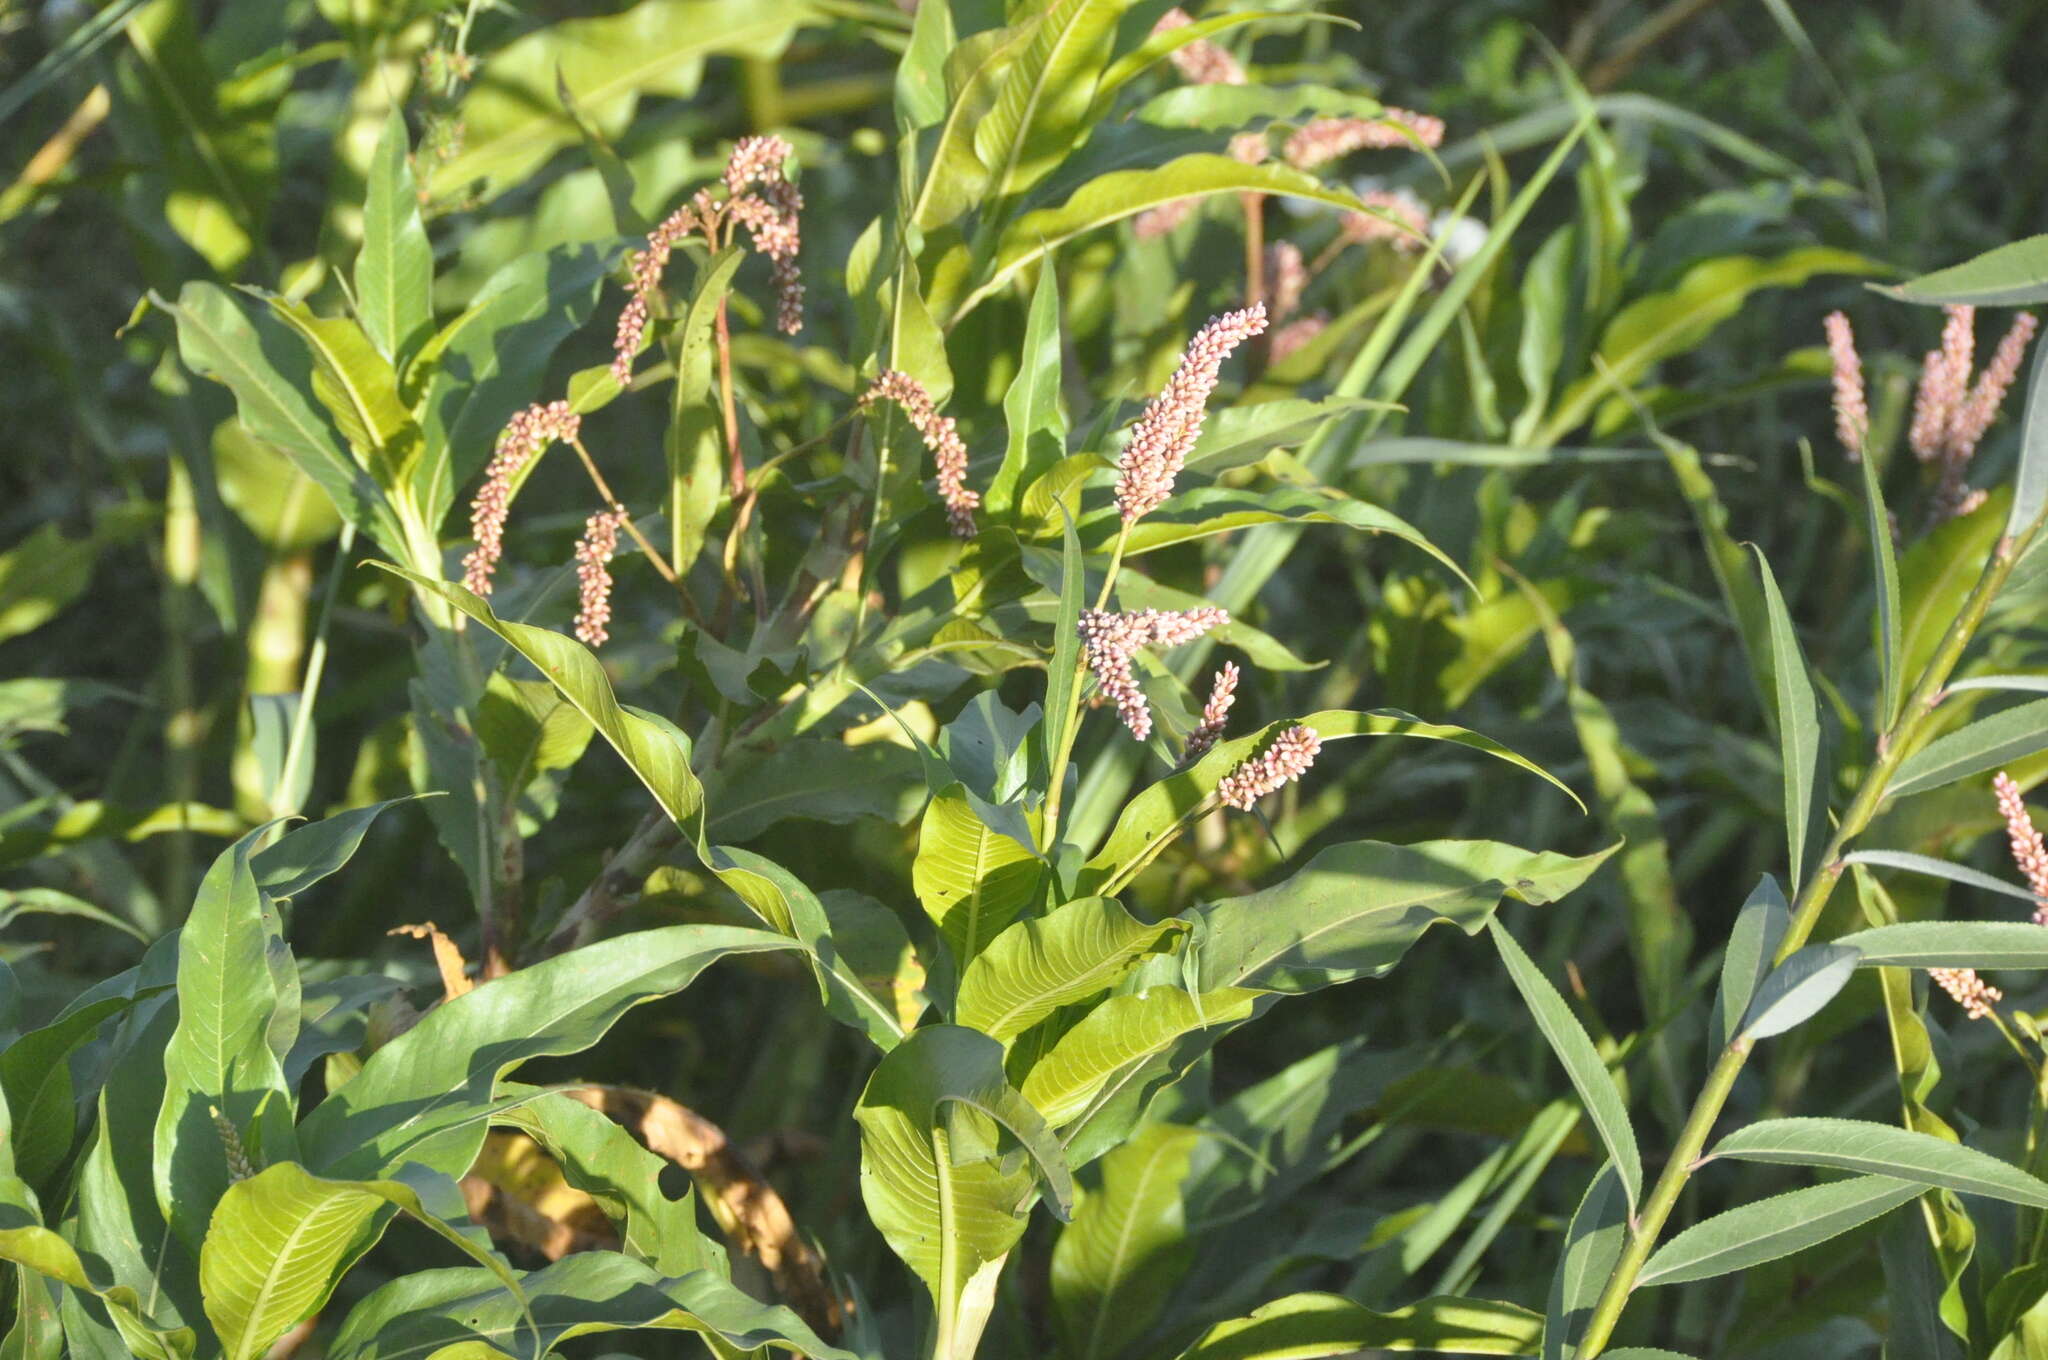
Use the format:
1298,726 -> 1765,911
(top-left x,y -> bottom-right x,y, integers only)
462,401 -> 582,595
860,370 -> 978,537
1283,109 -> 1445,169
1267,241 -> 1308,322
1182,661 -> 1239,763
1340,190 -> 1431,252
1996,771 -> 2048,924
573,510 -> 624,647
1079,607 -> 1228,741
609,136 -> 805,386
1930,966 -> 2003,1020
1907,305 -> 2038,522
1823,310 -> 1866,459
1217,724 -> 1321,809
1153,7 -> 1246,86
1115,304 -> 1268,522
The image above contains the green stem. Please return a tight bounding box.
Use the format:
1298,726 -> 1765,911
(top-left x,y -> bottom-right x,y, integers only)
1043,524 -> 1131,850
267,524 -> 357,834
1575,526 -> 2032,1356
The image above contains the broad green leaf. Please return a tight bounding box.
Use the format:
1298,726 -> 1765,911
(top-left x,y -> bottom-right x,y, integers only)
2009,334 -> 2048,540
1541,1164 -> 1629,1360
1183,398 -> 1396,474
1710,1118 -> 2048,1208
1857,448 -> 1906,727
703,741 -> 922,841
854,1027 -> 1073,1356
427,0 -> 810,203
1051,1124 -> 1199,1360
154,831 -> 297,1249
914,785 -> 1044,967
0,1199 -> 193,1359
1901,485 -> 2010,684
1836,921 -> 2048,968
974,0 -> 1129,208
159,284 -> 405,558
1638,1175 -> 1922,1287
1715,876 -> 1791,1048
910,25 -> 1029,230
325,1251 -> 851,1359
1,993 -> 155,1188
955,898 -> 1183,1043
252,797 -> 420,901
1739,944 -> 1860,1040
988,263 -> 1066,515
200,1162 -> 527,1360
354,108 -> 433,364
1752,546 -> 1823,885
1176,1292 -> 1543,1360
1092,11 -> 1348,114
1488,921 -> 1640,1209
1842,849 -> 2047,909
1134,82 -> 1383,132
1082,709 -> 1583,892
1883,235 -> 2048,307
493,1088 -> 718,1277
1020,986 -> 1259,1127
953,155 -> 1378,321
258,296 -> 416,490
1192,840 -> 1616,995
1888,699 -> 2048,800
1101,487 -> 1471,591
1540,248 -> 1882,442
0,525 -> 97,644
295,924 -> 793,1178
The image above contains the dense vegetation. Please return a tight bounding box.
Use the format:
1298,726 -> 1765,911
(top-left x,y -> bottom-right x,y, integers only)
4,2 -> 2048,1357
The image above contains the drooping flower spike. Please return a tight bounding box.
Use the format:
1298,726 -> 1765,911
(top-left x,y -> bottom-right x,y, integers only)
1217,724 -> 1321,810
1283,109 -> 1445,169
1115,304 -> 1268,523
1152,7 -> 1246,86
1079,607 -> 1228,742
1996,771 -> 2048,924
573,509 -> 624,647
1182,661 -> 1239,764
463,401 -> 582,596
1822,311 -> 1866,460
860,370 -> 978,537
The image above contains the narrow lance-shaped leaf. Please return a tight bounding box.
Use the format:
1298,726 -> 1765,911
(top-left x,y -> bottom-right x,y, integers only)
1882,234 -> 2048,308
1175,1292 -> 1543,1360
1841,849 -> 2047,909
1051,1124 -> 1200,1360
1752,546 -> 1824,887
1638,1175 -> 1922,1287
1487,920 -> 1641,1209
1887,698 -> 2048,800
1857,449 -> 1905,728
1709,1117 -> 2048,1208
1835,921 -> 2048,968
1738,944 -> 1860,1041
354,107 -> 433,364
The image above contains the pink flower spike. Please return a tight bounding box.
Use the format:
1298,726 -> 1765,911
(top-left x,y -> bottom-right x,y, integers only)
462,401 -> 581,596
1995,771 -> 2048,924
1951,312 -> 2039,463
1182,661 -> 1239,764
1267,241 -> 1308,322
1283,109 -> 1444,169
573,509 -> 624,647
1930,966 -> 2002,1020
1115,304 -> 1268,523
1269,314 -> 1329,364
724,134 -> 793,195
1910,305 -> 1977,462
1153,7 -> 1246,86
1078,607 -> 1230,742
1217,723 -> 1320,810
1823,311 -> 1867,460
861,370 -> 978,537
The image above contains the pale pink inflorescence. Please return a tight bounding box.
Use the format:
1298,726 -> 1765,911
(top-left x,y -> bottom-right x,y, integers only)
573,510 -> 624,647
1216,724 -> 1321,810
1930,966 -> 2003,1020
1269,314 -> 1329,364
1267,241 -> 1308,321
1115,304 -> 1269,522
462,401 -> 582,595
1133,199 -> 1196,241
611,205 -> 701,386
1153,7 -> 1247,86
1341,190 -> 1430,252
861,371 -> 978,537
1182,661 -> 1239,763
1996,771 -> 2048,923
1822,310 -> 1867,459
1905,306 -> 2038,523
1284,109 -> 1445,169
1953,313 -> 2040,463
1079,607 -> 1229,742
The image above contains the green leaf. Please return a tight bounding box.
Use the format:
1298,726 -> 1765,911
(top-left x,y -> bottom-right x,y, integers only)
295,924 -> 793,1178
1739,944 -> 1860,1040
1638,1175 -> 1922,1287
154,831 -> 297,1249
1902,485 -> 2010,683
1183,398 -> 1396,475
354,108 -> 433,365
909,24 -> 1030,230
1856,448 -> 1906,728
1541,1164 -> 1629,1360
1752,546 -> 1824,886
1019,986 -> 1259,1128
1715,876 -> 1791,1048
854,1027 -> 1073,1356
704,741 -> 922,841
914,785 -> 1044,968
2007,334 -> 2048,539
988,263 -> 1066,515
1841,849 -> 2048,909
1133,81 -> 1382,132
1191,840 -> 1616,995
1051,1123 -> 1198,1360
665,247 -> 749,572
1093,12 -> 1348,114
1887,699 -> 2048,800
1946,675 -> 2048,696
1540,248 -> 1882,443
0,1199 -> 193,1359
158,284 -> 405,558
1488,920 -> 1640,1209
1836,921 -> 2048,968
955,898 -> 1183,1044
326,1252 -> 852,1359
1175,1292 -> 1543,1360
1,993 -> 157,1188
252,797 -> 421,901
200,1162 -> 528,1360
1883,235 -> 2048,307
0,524 -> 98,645
258,296 -> 416,491
426,0 -> 811,204
1103,487 -> 1472,591
1710,1118 -> 2048,1208
974,0 -> 1129,208
1082,709 -> 1583,892
955,155 -> 1381,322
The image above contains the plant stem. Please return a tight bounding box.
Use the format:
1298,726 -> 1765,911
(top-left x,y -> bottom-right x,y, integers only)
1043,523 -> 1131,849
268,524 -> 357,833
568,437 -> 682,586
1575,526 -> 2032,1355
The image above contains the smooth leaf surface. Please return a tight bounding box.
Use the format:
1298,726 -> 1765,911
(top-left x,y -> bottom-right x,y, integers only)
954,897 -> 1183,1043
1884,235 -> 2048,306
1638,1175 -> 1922,1287
1710,1118 -> 2048,1207
1753,546 -> 1823,885
1740,943 -> 1860,1040
1836,921 -> 2048,968
354,108 -> 432,363
1051,1123 -> 1199,1360
1176,1292 -> 1543,1359
1888,699 -> 2048,800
